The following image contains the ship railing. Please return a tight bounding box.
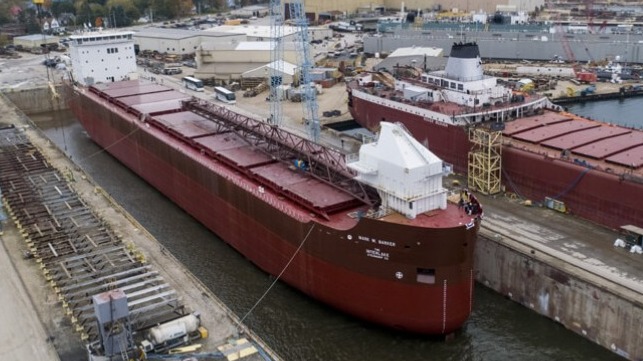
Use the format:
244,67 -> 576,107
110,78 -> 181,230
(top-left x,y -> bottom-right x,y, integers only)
400,77 -> 493,97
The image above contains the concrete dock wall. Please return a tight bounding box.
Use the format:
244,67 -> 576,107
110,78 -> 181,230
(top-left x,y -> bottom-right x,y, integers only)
475,231 -> 643,360
2,85 -> 68,114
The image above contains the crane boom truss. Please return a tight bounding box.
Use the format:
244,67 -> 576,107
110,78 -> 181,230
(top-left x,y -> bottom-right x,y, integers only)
269,0 -> 284,126
288,1 -> 321,142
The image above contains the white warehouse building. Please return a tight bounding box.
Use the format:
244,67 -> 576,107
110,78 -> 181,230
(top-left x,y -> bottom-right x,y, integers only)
132,27 -> 244,55
203,25 -> 332,43
195,41 -> 299,85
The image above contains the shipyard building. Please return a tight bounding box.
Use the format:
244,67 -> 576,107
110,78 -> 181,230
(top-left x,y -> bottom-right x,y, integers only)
293,0 -> 541,20
133,28 -> 244,55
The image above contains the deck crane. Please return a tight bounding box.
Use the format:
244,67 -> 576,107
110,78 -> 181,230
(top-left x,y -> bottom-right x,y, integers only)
268,0 -> 320,142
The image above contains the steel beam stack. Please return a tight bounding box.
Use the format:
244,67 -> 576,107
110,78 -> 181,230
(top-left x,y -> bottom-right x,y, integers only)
0,126 -> 188,348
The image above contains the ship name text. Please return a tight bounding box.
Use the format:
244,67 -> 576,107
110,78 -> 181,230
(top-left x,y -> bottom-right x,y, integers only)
357,235 -> 396,247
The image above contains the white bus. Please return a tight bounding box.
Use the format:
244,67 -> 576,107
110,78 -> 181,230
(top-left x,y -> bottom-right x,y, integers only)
182,76 -> 204,91
213,86 -> 236,104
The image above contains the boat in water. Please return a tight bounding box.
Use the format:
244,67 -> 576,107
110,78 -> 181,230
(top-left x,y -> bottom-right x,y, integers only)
347,42 -> 643,229
64,31 -> 483,335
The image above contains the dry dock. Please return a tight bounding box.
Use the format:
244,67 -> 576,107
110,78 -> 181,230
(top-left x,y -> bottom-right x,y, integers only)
0,91 -> 279,360
474,193 -> 643,360
2,50 -> 642,359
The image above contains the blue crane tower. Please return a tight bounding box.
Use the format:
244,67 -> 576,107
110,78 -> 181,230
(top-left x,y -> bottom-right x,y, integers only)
269,0 -> 321,142
268,0 -> 284,126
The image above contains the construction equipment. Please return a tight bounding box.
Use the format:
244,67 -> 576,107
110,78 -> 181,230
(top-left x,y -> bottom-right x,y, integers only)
268,0 -> 284,126
268,0 -> 320,141
553,6 -> 597,84
287,0 -> 321,141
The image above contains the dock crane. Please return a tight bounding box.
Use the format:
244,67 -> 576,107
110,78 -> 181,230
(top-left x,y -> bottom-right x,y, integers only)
552,9 -> 597,83
268,0 -> 321,142
268,0 -> 284,127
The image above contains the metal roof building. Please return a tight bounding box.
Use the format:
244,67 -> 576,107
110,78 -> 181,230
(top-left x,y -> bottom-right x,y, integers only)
195,41 -> 298,85
13,34 -> 60,49
132,27 -> 244,55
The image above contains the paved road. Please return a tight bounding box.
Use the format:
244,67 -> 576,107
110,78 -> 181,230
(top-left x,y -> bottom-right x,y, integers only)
0,228 -> 60,360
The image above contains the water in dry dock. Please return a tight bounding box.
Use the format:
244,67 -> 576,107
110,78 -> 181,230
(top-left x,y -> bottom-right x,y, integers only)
32,110 -> 622,361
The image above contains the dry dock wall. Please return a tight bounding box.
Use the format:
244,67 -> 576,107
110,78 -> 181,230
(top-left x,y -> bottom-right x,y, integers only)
2,85 -> 68,114
475,232 -> 643,360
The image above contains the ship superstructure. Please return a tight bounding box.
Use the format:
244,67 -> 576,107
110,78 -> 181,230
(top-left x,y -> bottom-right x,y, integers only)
68,31 -> 138,86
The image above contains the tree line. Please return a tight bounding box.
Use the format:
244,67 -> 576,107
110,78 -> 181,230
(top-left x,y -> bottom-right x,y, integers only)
0,0 -> 267,32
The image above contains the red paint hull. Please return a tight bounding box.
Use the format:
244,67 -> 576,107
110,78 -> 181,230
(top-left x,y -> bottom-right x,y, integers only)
349,90 -> 643,229
67,83 -> 481,335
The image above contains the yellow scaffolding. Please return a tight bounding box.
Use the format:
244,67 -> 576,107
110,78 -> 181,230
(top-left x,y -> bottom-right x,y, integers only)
467,127 -> 502,195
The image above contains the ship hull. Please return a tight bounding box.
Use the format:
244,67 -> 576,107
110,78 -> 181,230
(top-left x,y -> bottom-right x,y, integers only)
67,84 -> 480,335
349,89 -> 643,229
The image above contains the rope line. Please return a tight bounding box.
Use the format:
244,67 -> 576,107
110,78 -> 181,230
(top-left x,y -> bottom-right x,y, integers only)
78,124 -> 140,163
502,165 -> 591,202
238,224 -> 316,326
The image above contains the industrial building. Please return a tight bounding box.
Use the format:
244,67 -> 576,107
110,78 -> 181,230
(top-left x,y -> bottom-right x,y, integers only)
193,24 -> 332,85
203,25 -> 332,43
230,5 -> 270,18
194,41 -> 298,85
132,27 -> 244,55
12,34 -> 60,50
291,0 -> 538,20
241,60 -> 298,89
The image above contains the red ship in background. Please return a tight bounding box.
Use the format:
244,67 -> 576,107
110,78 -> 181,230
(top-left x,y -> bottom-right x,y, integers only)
348,42 -> 643,230
65,32 -> 483,335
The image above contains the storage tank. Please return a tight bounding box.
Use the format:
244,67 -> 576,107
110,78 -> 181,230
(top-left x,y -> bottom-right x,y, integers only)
147,314 -> 200,346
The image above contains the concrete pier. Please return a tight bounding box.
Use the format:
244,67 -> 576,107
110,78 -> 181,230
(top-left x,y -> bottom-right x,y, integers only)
475,194 -> 643,360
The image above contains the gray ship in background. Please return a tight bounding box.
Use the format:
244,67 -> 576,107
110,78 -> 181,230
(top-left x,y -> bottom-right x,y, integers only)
363,23 -> 643,65
355,3 -> 643,65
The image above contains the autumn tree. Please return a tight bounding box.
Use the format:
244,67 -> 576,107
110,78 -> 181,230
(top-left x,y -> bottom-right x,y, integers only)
75,0 -> 107,27
0,0 -> 24,25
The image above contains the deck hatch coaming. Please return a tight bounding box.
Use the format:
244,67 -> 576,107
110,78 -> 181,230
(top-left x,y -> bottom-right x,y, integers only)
605,145 -> 643,168
502,113 -> 572,136
154,111 -> 221,139
572,132 -> 643,161
510,119 -> 600,144
117,91 -> 190,107
541,126 -> 632,151
101,83 -> 170,98
250,163 -> 358,212
154,118 -> 359,214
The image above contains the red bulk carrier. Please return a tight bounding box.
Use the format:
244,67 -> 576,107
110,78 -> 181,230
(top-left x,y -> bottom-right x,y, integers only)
348,42 -> 643,229
65,32 -> 483,335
